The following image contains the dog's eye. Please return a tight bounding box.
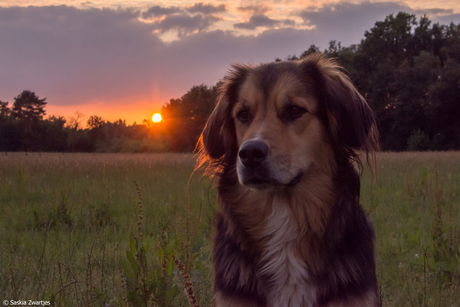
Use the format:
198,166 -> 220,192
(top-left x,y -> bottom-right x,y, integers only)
236,110 -> 251,123
285,106 -> 306,120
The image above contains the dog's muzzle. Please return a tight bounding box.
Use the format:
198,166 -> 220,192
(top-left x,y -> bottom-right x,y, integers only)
238,140 -> 304,188
238,140 -> 269,169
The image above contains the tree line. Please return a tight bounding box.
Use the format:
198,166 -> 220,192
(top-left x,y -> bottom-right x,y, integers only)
0,87 -> 215,153
1,12 -> 459,152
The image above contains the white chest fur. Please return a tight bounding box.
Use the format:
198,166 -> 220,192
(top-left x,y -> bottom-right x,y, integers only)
260,202 -> 317,307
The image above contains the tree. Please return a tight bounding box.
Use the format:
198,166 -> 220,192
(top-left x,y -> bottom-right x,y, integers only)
66,111 -> 85,130
87,115 -> 105,129
0,100 -> 18,150
427,54 -> 460,149
324,40 -> 343,56
360,12 -> 418,69
300,44 -> 321,59
11,90 -> 47,121
0,101 -> 10,119
39,116 -> 68,151
11,90 -> 47,133
388,52 -> 439,149
352,13 -> 434,149
86,115 -> 107,148
162,84 -> 217,151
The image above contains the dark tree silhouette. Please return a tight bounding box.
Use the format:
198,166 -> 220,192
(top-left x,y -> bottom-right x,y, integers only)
352,13 -> 460,150
11,90 -> 47,132
161,84 -> 217,152
11,90 -> 47,120
0,101 -> 10,119
87,115 -> 105,129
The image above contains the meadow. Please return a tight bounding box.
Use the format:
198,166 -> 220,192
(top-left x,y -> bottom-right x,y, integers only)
0,152 -> 459,306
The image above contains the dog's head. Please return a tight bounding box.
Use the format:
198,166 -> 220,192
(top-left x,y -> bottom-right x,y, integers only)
199,53 -> 378,189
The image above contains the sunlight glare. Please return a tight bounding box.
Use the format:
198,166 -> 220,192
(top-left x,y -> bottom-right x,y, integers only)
152,113 -> 162,123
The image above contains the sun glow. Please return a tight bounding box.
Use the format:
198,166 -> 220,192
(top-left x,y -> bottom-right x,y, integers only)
152,113 -> 162,123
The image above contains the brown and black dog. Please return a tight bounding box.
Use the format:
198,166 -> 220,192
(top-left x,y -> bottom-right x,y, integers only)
198,53 -> 379,307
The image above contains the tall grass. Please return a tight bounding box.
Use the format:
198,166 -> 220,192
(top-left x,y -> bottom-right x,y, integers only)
0,153 -> 215,306
0,152 -> 459,306
361,152 -> 460,306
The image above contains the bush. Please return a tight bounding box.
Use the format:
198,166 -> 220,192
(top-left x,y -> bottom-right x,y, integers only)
407,129 -> 431,151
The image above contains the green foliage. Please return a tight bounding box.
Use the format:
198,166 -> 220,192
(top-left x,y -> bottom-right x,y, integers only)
407,129 -> 431,151
118,181 -> 210,306
350,14 -> 460,150
119,232 -> 180,306
118,181 -> 179,306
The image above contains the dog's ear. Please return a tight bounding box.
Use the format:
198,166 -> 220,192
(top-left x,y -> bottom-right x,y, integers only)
324,66 -> 378,153
302,55 -> 379,154
199,64 -> 249,164
200,92 -> 231,160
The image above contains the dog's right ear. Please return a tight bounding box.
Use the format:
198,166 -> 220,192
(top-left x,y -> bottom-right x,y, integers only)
199,64 -> 250,164
200,92 -> 230,160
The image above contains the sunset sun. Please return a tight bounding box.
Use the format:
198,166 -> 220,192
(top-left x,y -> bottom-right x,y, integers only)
152,113 -> 162,123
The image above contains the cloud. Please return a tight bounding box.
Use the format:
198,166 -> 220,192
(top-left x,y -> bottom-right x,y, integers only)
432,13 -> 460,25
142,5 -> 181,19
299,2 -> 411,41
233,5 -> 297,31
142,4 -> 225,37
143,3 -> 226,19
299,1 -> 460,44
152,14 -> 221,36
234,14 -> 279,30
187,3 -> 226,15
160,27 -> 322,86
234,14 -> 295,30
237,5 -> 269,16
0,6 -> 161,106
409,8 -> 460,25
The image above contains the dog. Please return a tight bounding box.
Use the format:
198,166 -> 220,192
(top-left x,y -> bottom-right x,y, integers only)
198,53 -> 379,307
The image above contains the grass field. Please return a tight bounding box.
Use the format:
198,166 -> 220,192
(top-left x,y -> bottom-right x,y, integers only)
0,152 -> 459,306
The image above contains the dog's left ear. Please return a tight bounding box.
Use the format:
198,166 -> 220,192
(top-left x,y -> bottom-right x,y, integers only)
311,56 -> 379,154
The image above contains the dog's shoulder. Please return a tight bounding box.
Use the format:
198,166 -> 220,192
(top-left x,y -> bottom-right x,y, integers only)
213,211 -> 268,305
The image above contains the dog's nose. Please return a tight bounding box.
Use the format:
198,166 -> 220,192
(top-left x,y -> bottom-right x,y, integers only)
239,140 -> 269,169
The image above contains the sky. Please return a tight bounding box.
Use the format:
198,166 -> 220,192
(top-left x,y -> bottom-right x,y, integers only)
1,1 -> 459,125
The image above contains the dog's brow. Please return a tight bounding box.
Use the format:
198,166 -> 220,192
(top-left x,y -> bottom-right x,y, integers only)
238,77 -> 266,107
289,96 -> 317,115
233,99 -> 249,113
